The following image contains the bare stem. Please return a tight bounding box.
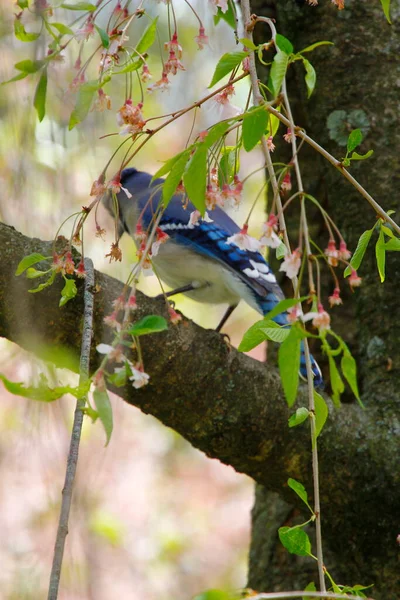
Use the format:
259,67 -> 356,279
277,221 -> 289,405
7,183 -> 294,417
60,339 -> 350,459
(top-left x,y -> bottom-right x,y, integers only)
47,258 -> 95,600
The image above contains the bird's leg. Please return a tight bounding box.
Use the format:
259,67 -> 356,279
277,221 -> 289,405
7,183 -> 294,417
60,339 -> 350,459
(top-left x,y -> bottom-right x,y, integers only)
156,282 -> 204,299
216,303 -> 239,333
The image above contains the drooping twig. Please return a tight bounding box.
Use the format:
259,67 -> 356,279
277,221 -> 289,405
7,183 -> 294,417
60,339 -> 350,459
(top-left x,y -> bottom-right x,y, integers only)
47,258 -> 95,600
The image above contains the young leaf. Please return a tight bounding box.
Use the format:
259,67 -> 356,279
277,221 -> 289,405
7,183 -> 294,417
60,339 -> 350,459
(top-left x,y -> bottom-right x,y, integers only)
208,51 -> 248,88
266,107 -> 281,139
385,237 -> 400,251
69,80 -> 99,129
350,149 -> 374,161
276,242 -> 287,259
238,320 -> 277,352
59,278 -> 77,307
303,581 -> 317,600
28,270 -> 56,293
347,128 -> 363,153
313,390 -> 328,445
14,59 -> 44,73
239,38 -> 257,51
2,72 -> 30,85
276,34 -> 294,55
218,146 -> 237,185
162,150 -> 191,206
15,252 -> 48,276
14,19 -> 40,42
34,70 -> 47,122
0,373 -> 89,403
183,147 -> 207,214
93,388 -> 113,445
278,326 -> 302,407
128,315 -> 168,336
328,355 -> 344,407
202,120 -> 231,148
298,41 -> 334,54
26,267 -> 50,279
379,0 -> 391,23
278,526 -> 312,556
375,227 -> 386,282
344,228 -> 373,277
51,22 -> 74,35
302,58 -> 316,98
242,107 -> 269,151
288,478 -> 313,513
136,16 -> 158,55
61,2 -> 96,10
193,590 -> 233,600
153,149 -> 190,180
117,57 -> 143,74
288,407 -> 309,428
264,297 -> 309,322
341,349 -> 364,407
259,325 -> 290,344
95,24 -> 109,48
268,50 -> 289,97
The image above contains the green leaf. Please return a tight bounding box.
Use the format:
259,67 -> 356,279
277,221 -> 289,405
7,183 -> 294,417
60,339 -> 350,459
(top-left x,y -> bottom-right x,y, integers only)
381,225 -> 394,238
328,355 -> 344,407
128,315 -> 168,336
266,106 -> 281,139
278,326 -> 301,407
313,390 -> 328,445
259,324 -> 290,343
213,2 -> 237,29
303,581 -> 317,600
93,388 -> 113,445
238,319 -> 277,352
298,41 -> 334,54
14,19 -> 40,42
239,38 -> 257,51
268,49 -> 288,97
375,227 -> 386,282
202,121 -> 231,148
183,147 -> 207,214
153,149 -> 190,180
278,526 -> 312,556
208,51 -> 248,88
107,365 -> 128,387
26,267 -> 50,279
288,407 -> 309,428
288,478 -> 313,512
28,270 -> 56,293
68,80 -> 99,129
116,57 -> 143,74
379,0 -> 391,23
302,58 -> 316,98
59,278 -> 77,307
264,297 -> 309,322
2,71 -> 30,85
242,106 -> 269,152
61,2 -> 96,10
344,228 -> 373,277
385,237 -> 400,251
341,349 -> 363,407
350,149 -> 374,161
162,150 -> 191,205
51,22 -> 74,35
347,128 -> 363,153
95,24 -> 109,48
276,34 -> 293,55
0,373 -> 89,403
34,70 -> 47,122
15,252 -> 48,275
136,16 -> 158,55
14,59 -> 44,73
17,0 -> 29,8
276,242 -> 287,259
218,146 -> 237,185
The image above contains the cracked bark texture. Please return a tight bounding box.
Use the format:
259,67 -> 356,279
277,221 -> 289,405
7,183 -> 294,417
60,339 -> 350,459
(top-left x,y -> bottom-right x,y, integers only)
248,0 -> 400,596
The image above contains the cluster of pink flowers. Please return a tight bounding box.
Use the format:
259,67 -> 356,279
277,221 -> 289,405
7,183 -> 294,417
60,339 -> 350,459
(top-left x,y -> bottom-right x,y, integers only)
116,100 -> 146,136
215,84 -> 235,105
260,214 -> 281,249
205,172 -> 243,210
52,251 -> 86,278
279,248 -> 302,279
135,224 -> 169,270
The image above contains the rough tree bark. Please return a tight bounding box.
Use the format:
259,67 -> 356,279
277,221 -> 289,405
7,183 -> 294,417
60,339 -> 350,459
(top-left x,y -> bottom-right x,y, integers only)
248,0 -> 400,597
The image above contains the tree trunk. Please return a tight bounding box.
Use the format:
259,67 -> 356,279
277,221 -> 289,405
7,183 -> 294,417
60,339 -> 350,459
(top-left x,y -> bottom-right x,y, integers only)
248,1 -> 400,597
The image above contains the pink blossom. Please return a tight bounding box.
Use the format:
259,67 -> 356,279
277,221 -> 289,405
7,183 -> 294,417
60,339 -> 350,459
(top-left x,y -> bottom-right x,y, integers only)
129,366 -> 150,389
208,0 -> 228,13
195,26 -> 209,50
215,84 -> 235,105
92,88 -> 111,112
76,260 -> 86,278
325,239 -> 339,267
188,210 -> 213,228
339,240 -> 351,260
164,32 -> 182,58
329,287 -> 343,307
312,304 -> 331,331
260,214 -> 281,249
140,64 -> 152,82
116,100 -> 145,135
147,70 -> 171,93
279,249 -> 301,279
283,128 -> 294,143
103,311 -> 121,331
287,306 -> 300,323
267,136 -> 275,152
227,224 -> 261,252
165,50 -> 185,75
281,172 -> 292,192
349,269 -> 362,288
168,306 -> 182,324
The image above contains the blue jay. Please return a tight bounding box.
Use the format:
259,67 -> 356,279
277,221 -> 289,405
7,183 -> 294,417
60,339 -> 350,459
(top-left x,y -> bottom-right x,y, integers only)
103,167 -> 323,387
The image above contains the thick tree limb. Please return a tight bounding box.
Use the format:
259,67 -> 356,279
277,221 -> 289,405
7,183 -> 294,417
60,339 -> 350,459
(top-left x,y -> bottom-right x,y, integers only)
0,222 -> 399,594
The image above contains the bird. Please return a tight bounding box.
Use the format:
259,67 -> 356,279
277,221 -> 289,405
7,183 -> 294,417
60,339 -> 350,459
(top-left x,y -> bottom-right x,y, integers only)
102,167 -> 323,387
